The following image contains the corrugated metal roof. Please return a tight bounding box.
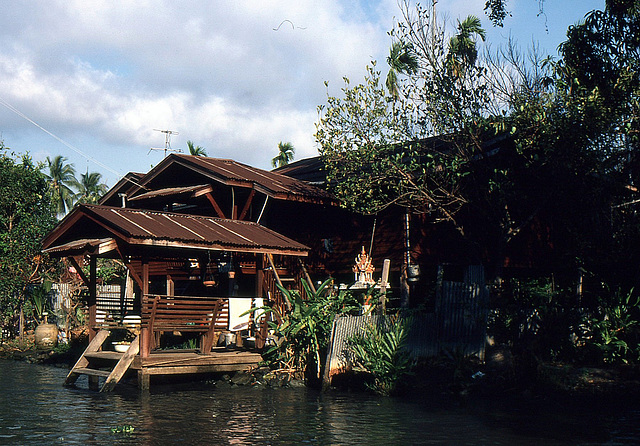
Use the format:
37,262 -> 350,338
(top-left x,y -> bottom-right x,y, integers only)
43,238 -> 114,255
167,155 -> 334,202
273,156 -> 327,184
43,204 -> 309,256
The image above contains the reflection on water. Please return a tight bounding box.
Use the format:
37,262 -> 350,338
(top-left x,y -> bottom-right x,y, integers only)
0,360 -> 639,445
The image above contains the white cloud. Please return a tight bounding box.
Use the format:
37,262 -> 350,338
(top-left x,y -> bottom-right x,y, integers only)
0,0 -> 600,186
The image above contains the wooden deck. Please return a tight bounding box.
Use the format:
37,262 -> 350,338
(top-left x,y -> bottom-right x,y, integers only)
67,336 -> 262,391
135,348 -> 262,374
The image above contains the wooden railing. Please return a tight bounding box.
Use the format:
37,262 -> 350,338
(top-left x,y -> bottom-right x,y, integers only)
142,294 -> 228,353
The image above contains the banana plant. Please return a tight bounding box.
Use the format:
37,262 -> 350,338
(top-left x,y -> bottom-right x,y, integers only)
247,278 -> 361,379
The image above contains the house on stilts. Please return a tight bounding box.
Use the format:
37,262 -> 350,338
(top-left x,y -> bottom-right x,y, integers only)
42,155 -> 338,391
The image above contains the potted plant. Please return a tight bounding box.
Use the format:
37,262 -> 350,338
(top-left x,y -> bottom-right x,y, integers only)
31,281 -> 58,349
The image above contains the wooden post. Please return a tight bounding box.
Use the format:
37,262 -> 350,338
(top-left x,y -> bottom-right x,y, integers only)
255,254 -> 267,349
138,370 -> 150,391
88,256 -> 97,341
87,256 -> 99,390
140,260 -> 150,359
378,259 -> 390,315
401,211 -> 411,308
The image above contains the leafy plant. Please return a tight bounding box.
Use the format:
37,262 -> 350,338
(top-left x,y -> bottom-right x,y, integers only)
585,288 -> 640,364
347,315 -> 415,395
110,425 -> 134,434
250,278 -> 360,380
29,281 -> 52,323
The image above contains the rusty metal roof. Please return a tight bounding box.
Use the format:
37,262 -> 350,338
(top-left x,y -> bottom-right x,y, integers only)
43,204 -> 309,256
142,155 -> 335,203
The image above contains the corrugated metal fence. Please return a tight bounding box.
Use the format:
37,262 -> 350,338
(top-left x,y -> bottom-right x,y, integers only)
52,283 -> 134,320
325,279 -> 489,380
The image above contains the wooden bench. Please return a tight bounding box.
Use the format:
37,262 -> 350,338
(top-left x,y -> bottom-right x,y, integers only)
142,295 -> 227,354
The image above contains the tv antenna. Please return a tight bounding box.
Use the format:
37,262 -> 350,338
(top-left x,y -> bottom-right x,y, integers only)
149,129 -> 182,157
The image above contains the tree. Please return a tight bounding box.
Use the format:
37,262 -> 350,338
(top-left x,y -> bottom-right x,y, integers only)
0,144 -> 56,332
483,0 -> 547,27
317,3 -> 489,231
271,141 -> 295,168
446,15 -> 486,79
316,0 -> 616,281
43,155 -> 78,217
76,170 -> 108,204
551,0 -> 640,281
386,40 -> 418,99
187,140 -> 207,156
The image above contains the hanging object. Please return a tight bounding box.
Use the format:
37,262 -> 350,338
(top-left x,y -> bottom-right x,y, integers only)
203,252 -> 216,287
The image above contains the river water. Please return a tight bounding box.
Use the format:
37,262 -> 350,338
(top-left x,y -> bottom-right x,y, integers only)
1,361 -> 639,445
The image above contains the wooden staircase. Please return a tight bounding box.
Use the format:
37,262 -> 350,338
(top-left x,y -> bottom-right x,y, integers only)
64,330 -> 140,392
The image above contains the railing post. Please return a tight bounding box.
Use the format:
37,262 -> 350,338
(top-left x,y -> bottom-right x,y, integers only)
140,260 -> 150,359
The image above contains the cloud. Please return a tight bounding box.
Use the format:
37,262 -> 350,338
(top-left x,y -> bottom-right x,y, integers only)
0,1 -> 398,184
1,0 -> 594,187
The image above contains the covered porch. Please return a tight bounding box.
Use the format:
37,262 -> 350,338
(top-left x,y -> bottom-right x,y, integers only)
42,204 -> 310,390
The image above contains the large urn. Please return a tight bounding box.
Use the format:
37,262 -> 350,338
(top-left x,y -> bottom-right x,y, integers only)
34,313 -> 58,349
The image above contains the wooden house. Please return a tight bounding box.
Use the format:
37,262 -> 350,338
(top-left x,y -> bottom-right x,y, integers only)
42,155 -> 345,390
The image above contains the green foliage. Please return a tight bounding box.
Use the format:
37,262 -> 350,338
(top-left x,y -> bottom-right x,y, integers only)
484,0 -> 510,27
28,281 -> 53,323
0,146 -> 57,331
271,141 -> 295,168
347,315 -> 415,395
75,170 -> 108,204
584,288 -> 640,364
43,155 -> 78,217
187,140 -> 207,156
253,278 -> 360,380
488,278 -> 583,362
110,425 -> 134,434
318,0 -> 640,285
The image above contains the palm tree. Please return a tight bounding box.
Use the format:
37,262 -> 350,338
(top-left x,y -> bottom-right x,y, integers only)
446,15 -> 486,79
76,170 -> 108,204
271,141 -> 295,168
187,140 -> 207,156
386,40 -> 418,99
44,155 -> 78,217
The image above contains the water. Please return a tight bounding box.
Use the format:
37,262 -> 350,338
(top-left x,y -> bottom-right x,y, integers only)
0,361 -> 639,445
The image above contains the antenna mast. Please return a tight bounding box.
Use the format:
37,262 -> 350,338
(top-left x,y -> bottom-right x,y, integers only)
150,129 -> 181,157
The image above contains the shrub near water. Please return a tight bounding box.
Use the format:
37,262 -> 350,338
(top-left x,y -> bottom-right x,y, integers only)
251,279 -> 360,382
348,316 -> 415,395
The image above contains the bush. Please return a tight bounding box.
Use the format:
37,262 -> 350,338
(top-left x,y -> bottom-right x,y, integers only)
253,279 -> 361,381
347,315 -> 415,395
582,288 -> 640,364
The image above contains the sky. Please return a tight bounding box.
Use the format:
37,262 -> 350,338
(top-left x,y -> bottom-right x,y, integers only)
0,0 -> 604,188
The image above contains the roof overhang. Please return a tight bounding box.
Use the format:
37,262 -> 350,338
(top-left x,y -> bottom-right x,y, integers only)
42,204 -> 309,258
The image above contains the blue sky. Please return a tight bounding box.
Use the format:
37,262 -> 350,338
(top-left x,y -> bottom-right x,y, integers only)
0,0 -> 603,188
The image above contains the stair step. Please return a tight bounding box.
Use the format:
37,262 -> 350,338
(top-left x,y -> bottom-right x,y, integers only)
72,367 -> 111,378
84,351 -> 123,361
279,278 -> 296,282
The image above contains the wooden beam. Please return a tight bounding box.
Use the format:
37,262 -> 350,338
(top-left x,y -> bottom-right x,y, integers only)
113,242 -> 144,289
205,192 -> 226,219
97,238 -> 118,255
238,189 -> 256,221
267,253 -> 291,311
68,256 -> 90,287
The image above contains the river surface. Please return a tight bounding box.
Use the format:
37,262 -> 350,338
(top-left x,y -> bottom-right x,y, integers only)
1,360 -> 639,445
